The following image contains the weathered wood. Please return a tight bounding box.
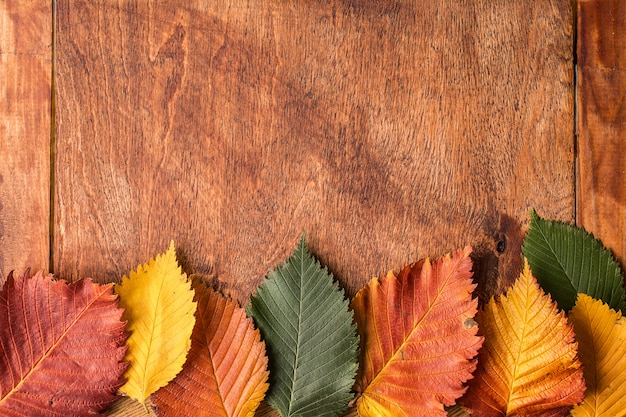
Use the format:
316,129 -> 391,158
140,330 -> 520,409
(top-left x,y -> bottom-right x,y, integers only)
0,0 -> 51,281
54,1 -> 575,415
55,0 -> 575,304
577,0 -> 626,269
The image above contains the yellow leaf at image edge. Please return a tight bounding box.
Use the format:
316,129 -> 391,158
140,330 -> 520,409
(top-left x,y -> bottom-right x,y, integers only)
570,294 -> 626,417
114,241 -> 197,405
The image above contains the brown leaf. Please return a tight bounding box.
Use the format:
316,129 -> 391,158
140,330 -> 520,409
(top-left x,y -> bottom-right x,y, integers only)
0,270 -> 128,416
151,280 -> 268,417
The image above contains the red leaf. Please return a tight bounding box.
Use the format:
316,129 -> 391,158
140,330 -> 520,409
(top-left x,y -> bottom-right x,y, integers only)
0,270 -> 128,416
351,247 -> 483,416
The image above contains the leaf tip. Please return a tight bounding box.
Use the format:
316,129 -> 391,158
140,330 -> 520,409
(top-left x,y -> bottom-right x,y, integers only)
298,231 -> 308,251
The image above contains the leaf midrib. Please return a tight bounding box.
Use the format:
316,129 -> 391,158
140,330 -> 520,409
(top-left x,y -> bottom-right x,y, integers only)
203,297 -> 230,416
505,278 -> 531,413
141,262 -> 169,399
287,248 -> 306,417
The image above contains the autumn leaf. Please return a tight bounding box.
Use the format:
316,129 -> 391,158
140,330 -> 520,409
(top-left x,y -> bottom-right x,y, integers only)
152,280 -> 269,417
115,241 -> 197,405
350,246 -> 483,417
0,270 -> 128,416
569,294 -> 626,416
461,261 -> 585,416
247,235 -> 359,417
522,210 -> 626,312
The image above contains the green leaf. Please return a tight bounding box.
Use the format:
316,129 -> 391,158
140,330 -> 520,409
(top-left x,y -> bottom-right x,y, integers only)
522,210 -> 626,312
247,234 -> 359,417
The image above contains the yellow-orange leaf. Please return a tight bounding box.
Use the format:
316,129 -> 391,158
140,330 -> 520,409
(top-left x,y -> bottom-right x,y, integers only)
569,294 -> 626,416
152,281 -> 269,417
461,261 -> 585,416
351,246 -> 483,417
115,241 -> 197,405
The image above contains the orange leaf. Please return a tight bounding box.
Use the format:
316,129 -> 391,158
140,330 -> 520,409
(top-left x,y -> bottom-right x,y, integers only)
461,261 -> 585,416
351,246 -> 483,416
0,270 -> 128,416
151,280 -> 269,417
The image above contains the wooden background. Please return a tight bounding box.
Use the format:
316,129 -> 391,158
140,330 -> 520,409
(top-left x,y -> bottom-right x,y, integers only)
1,0 -> 624,416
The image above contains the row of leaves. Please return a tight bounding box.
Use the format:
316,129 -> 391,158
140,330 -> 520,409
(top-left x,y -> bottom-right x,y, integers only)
0,210 -> 624,416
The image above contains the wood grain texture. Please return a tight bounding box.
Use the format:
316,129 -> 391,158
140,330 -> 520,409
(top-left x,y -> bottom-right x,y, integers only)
54,3 -> 575,415
55,0 -> 575,307
0,0 -> 51,281
577,0 -> 626,269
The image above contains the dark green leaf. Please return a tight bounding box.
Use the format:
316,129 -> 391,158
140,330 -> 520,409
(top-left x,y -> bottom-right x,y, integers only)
522,210 -> 626,312
247,235 -> 358,417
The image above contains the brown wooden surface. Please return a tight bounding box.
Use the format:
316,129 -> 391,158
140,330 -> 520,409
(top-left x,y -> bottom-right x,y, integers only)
0,0 -> 51,282
54,0 -> 575,305
3,0 -> 595,416
577,0 -> 626,269
55,4 -> 575,413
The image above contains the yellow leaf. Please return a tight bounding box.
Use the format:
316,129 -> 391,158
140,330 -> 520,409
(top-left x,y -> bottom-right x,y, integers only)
115,241 -> 197,405
461,261 -> 585,416
570,294 -> 626,416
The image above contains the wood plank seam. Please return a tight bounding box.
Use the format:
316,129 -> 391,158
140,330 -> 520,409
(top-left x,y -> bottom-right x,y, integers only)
50,0 -> 57,274
576,0 -> 626,270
